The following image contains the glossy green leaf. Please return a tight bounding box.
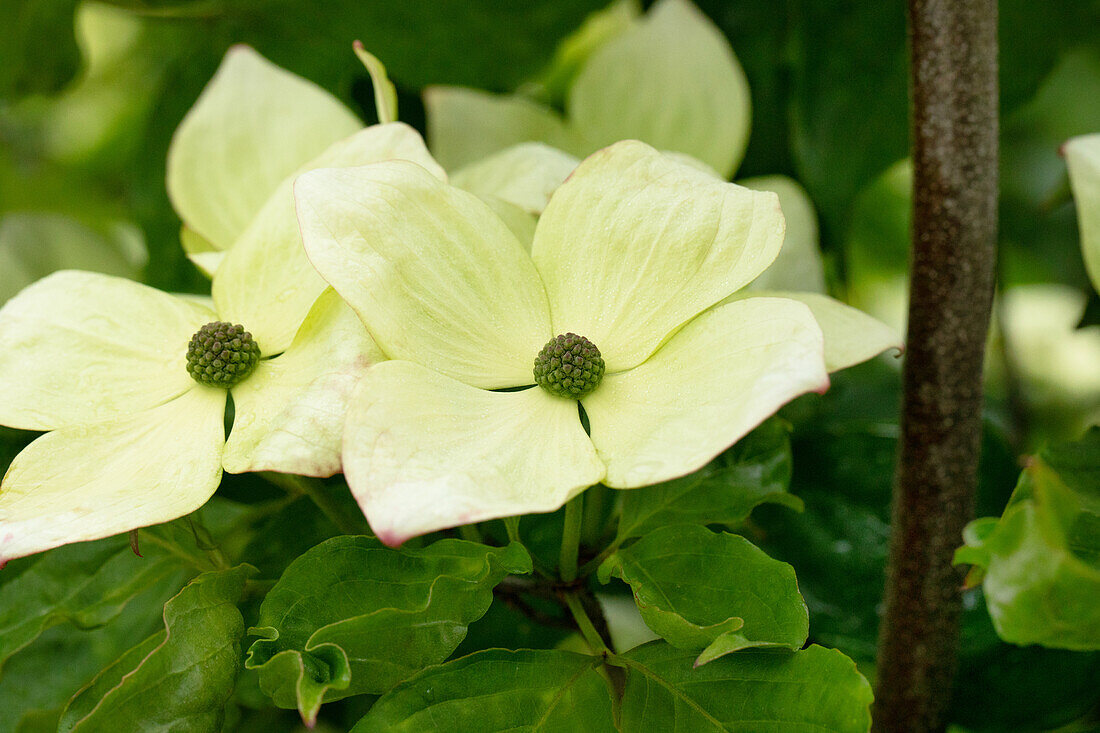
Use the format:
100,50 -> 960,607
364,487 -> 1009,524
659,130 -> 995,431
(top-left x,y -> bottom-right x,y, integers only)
0,553 -> 188,733
950,597 -> 1100,732
245,536 -> 532,724
599,525 -> 807,665
616,417 -> 797,543
350,649 -> 616,732
58,565 -> 251,732
956,428 -> 1100,650
616,642 -> 873,731
0,534 -> 191,674
755,364 -> 1100,728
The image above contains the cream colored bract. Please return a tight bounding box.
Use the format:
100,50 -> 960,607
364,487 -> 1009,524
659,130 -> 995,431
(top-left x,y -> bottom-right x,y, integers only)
0,47 -> 419,560
167,45 -> 445,352
426,0 -> 750,178
0,272 -> 382,560
1065,133 -> 1100,294
297,140 -> 845,545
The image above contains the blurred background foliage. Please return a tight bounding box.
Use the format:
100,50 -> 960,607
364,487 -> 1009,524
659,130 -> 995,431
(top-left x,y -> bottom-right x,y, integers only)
2,1 -> 1100,730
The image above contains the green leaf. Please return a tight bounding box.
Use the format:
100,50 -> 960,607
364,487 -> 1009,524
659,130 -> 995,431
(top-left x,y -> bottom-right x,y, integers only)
0,427 -> 33,492
350,649 -> 617,732
245,536 -> 532,724
58,565 -> 251,733
616,642 -> 873,731
951,600 -> 1100,732
599,525 -> 807,665
0,560 -> 187,733
759,364 -> 1100,727
956,428 -> 1100,650
0,533 -> 193,674
616,417 -> 797,543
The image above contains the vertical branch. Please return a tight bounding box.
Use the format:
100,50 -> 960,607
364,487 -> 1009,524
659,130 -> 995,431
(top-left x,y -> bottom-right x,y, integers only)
874,1 -> 998,731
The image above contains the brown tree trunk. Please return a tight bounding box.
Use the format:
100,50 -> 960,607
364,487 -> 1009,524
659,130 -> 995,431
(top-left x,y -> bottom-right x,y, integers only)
873,1 -> 998,731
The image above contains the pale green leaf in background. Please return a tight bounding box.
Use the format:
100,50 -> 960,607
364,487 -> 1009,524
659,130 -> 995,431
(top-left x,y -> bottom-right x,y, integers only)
956,428 -> 1100,650
569,0 -> 751,177
741,175 -> 826,294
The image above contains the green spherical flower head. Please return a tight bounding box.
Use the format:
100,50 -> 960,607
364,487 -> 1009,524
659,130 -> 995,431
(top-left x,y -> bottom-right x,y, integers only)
533,333 -> 605,399
186,321 -> 261,388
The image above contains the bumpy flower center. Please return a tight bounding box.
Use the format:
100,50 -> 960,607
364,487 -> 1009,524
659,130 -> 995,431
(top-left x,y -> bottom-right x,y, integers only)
186,321 -> 261,388
533,333 -> 605,399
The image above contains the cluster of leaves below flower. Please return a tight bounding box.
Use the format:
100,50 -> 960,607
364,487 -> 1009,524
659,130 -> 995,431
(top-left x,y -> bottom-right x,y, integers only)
0,418 -> 879,732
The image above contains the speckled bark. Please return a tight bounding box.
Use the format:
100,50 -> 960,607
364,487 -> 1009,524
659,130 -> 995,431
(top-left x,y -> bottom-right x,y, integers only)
873,2 -> 998,732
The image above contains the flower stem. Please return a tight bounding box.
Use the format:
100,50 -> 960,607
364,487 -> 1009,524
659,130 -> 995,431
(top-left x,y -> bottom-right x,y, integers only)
503,516 -> 522,544
581,484 -> 607,546
559,494 -> 584,583
261,472 -> 368,536
458,523 -> 482,544
563,592 -> 610,656
577,541 -> 620,579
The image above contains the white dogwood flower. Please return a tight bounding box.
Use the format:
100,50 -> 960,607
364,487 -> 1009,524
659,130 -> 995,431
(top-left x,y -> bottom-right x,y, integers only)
296,141 -> 896,545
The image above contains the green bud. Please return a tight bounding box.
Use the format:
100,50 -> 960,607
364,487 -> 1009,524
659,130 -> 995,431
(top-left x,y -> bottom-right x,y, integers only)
186,321 -> 261,388
533,333 -> 605,399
